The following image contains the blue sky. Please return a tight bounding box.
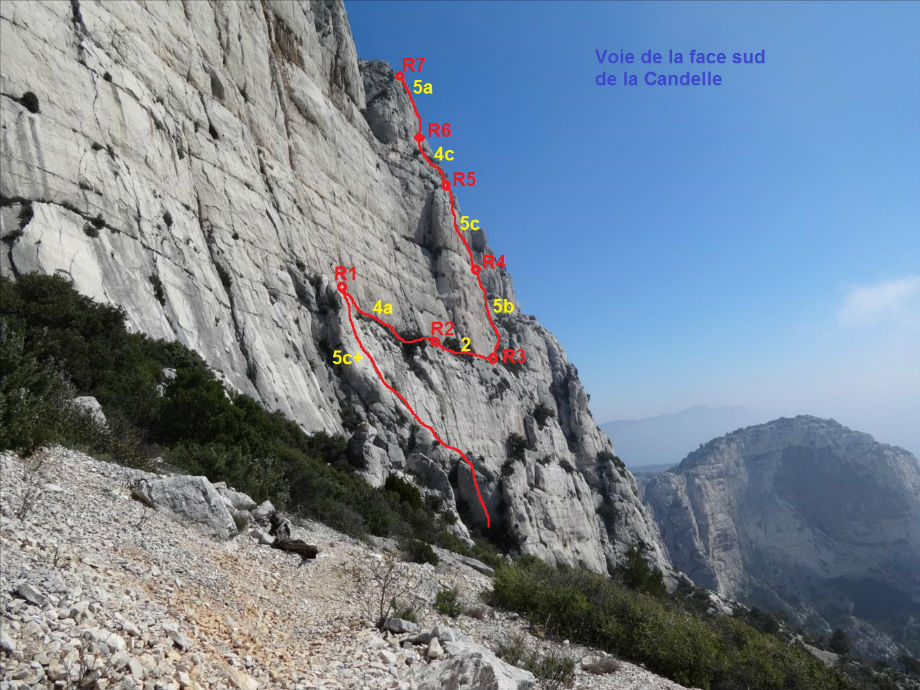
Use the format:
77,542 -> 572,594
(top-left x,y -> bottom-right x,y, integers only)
347,1 -> 920,455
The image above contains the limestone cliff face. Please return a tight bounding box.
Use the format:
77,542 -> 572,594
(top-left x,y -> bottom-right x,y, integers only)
0,0 -> 666,573
644,416 -> 920,655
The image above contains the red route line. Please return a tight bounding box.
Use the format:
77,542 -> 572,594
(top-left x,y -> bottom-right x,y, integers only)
347,294 -> 493,362
339,285 -> 491,528
396,72 -> 503,353
334,69 -> 505,527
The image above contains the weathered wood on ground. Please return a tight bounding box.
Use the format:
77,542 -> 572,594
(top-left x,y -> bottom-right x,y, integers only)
271,538 -> 318,560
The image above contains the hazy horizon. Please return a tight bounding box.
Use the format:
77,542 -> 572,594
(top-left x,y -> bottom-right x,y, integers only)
601,404 -> 920,463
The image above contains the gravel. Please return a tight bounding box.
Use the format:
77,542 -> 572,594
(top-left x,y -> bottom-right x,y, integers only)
0,447 -> 689,690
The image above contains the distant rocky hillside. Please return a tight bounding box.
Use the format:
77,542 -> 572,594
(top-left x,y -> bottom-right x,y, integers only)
0,1 -> 665,574
601,406 -> 758,469
643,415 -> 920,661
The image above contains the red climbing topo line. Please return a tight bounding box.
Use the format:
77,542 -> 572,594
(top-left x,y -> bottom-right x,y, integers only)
339,283 -> 491,528
333,69 -> 510,527
347,294 -> 493,362
394,71 -> 503,354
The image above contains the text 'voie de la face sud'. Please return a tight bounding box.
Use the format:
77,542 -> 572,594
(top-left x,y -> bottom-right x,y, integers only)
593,49 -> 766,88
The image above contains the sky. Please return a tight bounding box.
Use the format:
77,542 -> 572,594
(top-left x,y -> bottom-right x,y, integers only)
347,1 -> 920,456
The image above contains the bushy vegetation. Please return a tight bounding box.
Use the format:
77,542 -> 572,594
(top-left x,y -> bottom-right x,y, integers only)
596,449 -> 627,473
532,403 -> 555,427
492,555 -> 860,690
900,654 -> 920,676
400,537 -> 439,565
435,586 -> 462,618
616,546 -> 667,597
497,633 -> 577,688
0,275 -> 493,558
831,628 -> 852,655
506,432 -> 529,460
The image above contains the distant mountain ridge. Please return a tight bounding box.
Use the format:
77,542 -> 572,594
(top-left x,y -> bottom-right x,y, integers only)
601,406 -> 759,468
643,415 -> 920,661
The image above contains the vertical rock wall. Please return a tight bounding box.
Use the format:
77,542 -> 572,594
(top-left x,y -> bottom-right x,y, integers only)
0,0 -> 667,574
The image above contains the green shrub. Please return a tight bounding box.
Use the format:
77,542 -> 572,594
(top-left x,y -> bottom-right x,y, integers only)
616,546 -> 667,597
0,327 -> 70,452
385,474 -> 424,510
742,606 -> 782,635
492,556 -> 855,690
400,538 -> 439,565
465,537 -> 503,570
597,450 -> 627,473
830,628 -> 851,655
497,633 -> 576,688
391,599 -> 418,623
532,403 -> 555,427
596,497 -> 619,530
899,654 -> 920,676
506,432 -> 528,460
435,587 -> 462,618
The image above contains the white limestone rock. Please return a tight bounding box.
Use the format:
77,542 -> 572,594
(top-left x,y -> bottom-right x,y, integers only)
132,475 -> 237,540
419,627 -> 535,690
215,486 -> 257,512
72,396 -> 107,427
0,0 -> 668,575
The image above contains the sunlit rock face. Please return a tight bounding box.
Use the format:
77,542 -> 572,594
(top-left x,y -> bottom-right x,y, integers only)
0,0 -> 667,575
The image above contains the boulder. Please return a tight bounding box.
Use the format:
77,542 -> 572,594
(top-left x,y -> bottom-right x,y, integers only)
418,631 -> 535,690
582,655 -> 621,674
251,501 -> 277,528
408,629 -> 437,645
407,453 -> 455,501
347,423 -> 390,488
523,415 -> 539,448
14,583 -> 50,608
0,629 -> 16,656
131,476 -> 237,540
226,668 -> 258,690
72,396 -> 107,426
452,553 -> 495,577
382,617 -> 418,634
227,506 -> 251,530
216,486 -> 257,511
248,528 -> 274,546
433,625 -> 465,643
156,368 -> 177,396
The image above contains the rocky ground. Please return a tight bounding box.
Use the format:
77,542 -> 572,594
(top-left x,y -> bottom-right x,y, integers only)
0,447 -> 688,690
